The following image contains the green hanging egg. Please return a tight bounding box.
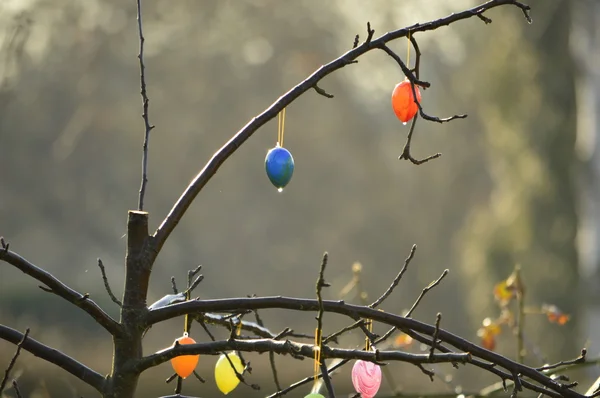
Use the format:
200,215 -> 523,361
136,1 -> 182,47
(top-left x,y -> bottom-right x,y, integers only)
265,144 -> 294,191
304,394 -> 325,398
215,352 -> 244,394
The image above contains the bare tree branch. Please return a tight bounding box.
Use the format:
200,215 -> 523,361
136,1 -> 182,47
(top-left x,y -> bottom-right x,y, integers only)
429,313 -> 442,359
313,84 -> 334,98
194,312 -> 312,340
0,248 -> 121,336
146,296 -> 582,398
97,258 -> 122,307
136,0 -> 155,211
399,116 -> 442,165
405,269 -> 449,317
536,348 -> 587,372
369,244 -> 416,308
151,0 -> 533,256
0,325 -> 106,393
136,338 -> 469,373
0,328 -> 29,394
12,380 -> 23,398
314,253 -> 334,398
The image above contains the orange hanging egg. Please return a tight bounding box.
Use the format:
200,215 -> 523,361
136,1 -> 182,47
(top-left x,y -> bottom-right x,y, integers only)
391,78 -> 421,124
170,333 -> 199,378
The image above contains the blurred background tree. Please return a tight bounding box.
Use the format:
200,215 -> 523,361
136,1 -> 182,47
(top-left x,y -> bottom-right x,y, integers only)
0,0 -> 597,396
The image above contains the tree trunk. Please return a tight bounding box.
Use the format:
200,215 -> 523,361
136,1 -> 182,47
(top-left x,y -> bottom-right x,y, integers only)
106,210 -> 152,397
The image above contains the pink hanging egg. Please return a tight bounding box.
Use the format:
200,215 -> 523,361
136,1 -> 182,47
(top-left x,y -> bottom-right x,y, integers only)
352,360 -> 382,398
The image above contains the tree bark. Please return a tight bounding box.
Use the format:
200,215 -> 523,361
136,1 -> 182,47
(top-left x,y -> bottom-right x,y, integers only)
106,210 -> 152,398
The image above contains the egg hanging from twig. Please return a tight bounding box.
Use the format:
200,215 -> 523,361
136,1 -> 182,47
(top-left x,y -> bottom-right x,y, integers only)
392,78 -> 422,124
265,143 -> 295,192
170,333 -> 199,379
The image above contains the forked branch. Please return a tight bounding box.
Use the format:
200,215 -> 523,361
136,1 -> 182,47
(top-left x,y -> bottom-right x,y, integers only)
151,0 -> 533,255
0,325 -> 106,393
0,247 -> 121,336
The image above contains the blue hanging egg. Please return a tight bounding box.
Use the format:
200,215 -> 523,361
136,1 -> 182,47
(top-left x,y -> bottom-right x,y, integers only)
265,144 -> 294,191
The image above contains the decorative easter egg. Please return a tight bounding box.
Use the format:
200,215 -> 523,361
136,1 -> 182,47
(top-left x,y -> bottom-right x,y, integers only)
352,360 -> 382,398
215,352 -> 244,394
170,334 -> 199,379
304,394 -> 326,398
391,78 -> 422,124
265,144 -> 294,191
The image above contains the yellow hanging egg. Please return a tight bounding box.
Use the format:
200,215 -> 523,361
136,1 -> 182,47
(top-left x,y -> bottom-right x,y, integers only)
170,334 -> 199,378
215,352 -> 244,394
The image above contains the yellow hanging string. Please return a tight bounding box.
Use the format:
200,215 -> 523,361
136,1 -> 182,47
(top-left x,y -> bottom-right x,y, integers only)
277,108 -> 286,147
407,31 -> 411,69
365,319 -> 372,351
236,321 -> 242,337
313,327 -> 321,387
183,292 -> 190,335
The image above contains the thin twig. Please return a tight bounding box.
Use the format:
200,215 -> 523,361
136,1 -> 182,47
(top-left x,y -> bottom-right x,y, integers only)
409,34 -> 422,79
365,21 -> 375,43
405,269 -> 449,317
0,325 -> 105,392
513,1 -> 533,23
475,11 -> 493,24
12,380 -> 22,398
184,274 -> 204,297
136,0 -> 155,211
268,351 -> 282,391
0,328 -> 29,394
417,363 -> 435,381
97,259 -> 122,306
194,312 -> 312,340
315,253 -> 329,340
267,359 -> 349,398
379,43 -> 430,89
187,264 -> 203,285
370,244 -> 417,308
0,248 -> 120,335
0,237 -> 8,253
323,320 -> 365,344
399,115 -> 442,165
198,320 -> 216,341
515,266 -> 525,364
315,253 -> 333,398
175,376 -> 183,394
429,313 -> 442,359
512,373 -> 523,398
222,350 -> 260,391
193,370 -> 206,383
254,310 -> 283,391
319,360 -> 336,398
537,349 -> 586,372
313,84 -> 334,98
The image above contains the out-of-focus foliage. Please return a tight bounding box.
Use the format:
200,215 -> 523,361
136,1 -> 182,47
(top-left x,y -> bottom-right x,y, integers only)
0,1 -> 589,397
